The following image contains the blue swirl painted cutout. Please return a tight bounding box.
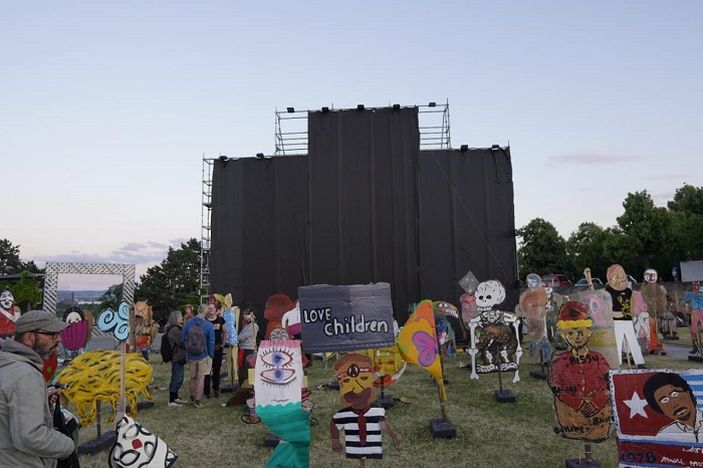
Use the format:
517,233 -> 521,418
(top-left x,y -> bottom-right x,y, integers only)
97,301 -> 130,341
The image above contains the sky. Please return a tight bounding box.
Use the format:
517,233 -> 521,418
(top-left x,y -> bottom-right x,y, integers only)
2,1 -> 701,289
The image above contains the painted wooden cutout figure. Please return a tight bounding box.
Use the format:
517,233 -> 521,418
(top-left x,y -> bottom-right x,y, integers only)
0,287 -> 21,339
606,264 -> 645,366
108,415 -> 177,467
331,353 -> 400,462
57,350 -> 153,425
254,339 -> 310,468
631,291 -> 651,355
61,306 -> 93,359
548,301 -> 612,442
467,280 -> 522,382
682,281 -> 703,355
641,269 -> 676,340
216,293 -> 240,385
518,273 -> 550,358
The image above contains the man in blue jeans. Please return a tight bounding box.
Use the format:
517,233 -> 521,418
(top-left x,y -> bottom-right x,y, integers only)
181,305 -> 215,408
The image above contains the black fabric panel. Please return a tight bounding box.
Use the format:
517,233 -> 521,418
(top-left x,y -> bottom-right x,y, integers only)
210,156 -> 308,310
210,159 -> 244,301
418,148 -> 519,311
307,108 -> 420,320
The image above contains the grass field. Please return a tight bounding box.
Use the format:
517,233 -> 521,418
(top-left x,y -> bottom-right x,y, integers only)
71,344 -> 700,468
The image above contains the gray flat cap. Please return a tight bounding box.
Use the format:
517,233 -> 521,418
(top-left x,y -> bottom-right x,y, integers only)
15,310 -> 68,333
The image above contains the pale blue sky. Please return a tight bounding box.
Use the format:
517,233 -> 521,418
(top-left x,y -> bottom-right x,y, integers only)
2,1 -> 701,288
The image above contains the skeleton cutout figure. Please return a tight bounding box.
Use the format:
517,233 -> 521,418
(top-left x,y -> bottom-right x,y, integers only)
518,273 -> 550,358
467,280 -> 523,382
0,287 -> 21,338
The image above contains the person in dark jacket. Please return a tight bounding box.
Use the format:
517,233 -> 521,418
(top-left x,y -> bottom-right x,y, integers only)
166,310 -> 188,407
0,310 -> 75,467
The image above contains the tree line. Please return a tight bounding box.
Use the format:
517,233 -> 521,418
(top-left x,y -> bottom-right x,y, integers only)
517,184 -> 703,283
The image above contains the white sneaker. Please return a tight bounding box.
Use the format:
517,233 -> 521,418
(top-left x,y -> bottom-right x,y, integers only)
168,401 -> 182,407
174,398 -> 189,404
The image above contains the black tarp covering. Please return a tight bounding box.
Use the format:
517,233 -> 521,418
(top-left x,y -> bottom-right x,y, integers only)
209,107 -> 518,323
307,107 -> 420,315
418,148 -> 519,311
210,156 -> 308,303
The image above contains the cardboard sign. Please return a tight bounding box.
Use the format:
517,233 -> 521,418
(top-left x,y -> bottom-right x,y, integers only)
610,369 -> 703,467
299,283 -> 395,353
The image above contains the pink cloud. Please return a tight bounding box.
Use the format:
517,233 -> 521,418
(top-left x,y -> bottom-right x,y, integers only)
547,153 -> 646,165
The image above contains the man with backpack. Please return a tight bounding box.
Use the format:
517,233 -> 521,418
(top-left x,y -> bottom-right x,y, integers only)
181,305 -> 215,408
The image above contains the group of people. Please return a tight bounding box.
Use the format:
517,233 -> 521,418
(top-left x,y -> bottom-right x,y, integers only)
163,302 -> 259,408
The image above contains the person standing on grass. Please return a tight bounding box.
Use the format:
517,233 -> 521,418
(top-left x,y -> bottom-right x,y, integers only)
237,308 -> 259,385
181,304 -> 214,408
0,310 -> 75,467
204,302 -> 226,398
183,304 -> 194,324
165,310 -> 188,407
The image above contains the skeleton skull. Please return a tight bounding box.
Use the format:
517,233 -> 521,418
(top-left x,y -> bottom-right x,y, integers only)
643,269 -> 658,284
475,280 -> 506,313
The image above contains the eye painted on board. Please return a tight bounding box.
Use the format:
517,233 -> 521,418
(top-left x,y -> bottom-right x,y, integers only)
259,349 -> 296,385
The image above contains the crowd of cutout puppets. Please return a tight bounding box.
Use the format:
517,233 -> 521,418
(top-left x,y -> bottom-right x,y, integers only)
1,263 -> 702,468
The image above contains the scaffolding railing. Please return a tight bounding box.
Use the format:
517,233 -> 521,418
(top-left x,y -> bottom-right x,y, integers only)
200,156 -> 214,303
418,101 -> 451,149
274,101 -> 451,155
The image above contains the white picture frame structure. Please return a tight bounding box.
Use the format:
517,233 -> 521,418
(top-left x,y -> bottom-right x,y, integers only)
42,262 -> 136,314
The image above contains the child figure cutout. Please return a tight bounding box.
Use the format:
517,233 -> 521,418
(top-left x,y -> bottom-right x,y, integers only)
548,301 -> 612,443
331,353 -> 400,463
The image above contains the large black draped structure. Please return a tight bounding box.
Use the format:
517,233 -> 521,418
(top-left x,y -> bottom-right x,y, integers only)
210,106 -> 518,323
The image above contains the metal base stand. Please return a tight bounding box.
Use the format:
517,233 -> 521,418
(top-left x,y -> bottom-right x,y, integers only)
77,431 -> 117,454
429,418 -> 457,438
494,389 -> 516,403
264,433 -> 280,447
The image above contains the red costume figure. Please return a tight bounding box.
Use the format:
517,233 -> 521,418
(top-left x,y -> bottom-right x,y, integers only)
0,288 -> 21,338
548,301 -> 612,442
263,294 -> 295,340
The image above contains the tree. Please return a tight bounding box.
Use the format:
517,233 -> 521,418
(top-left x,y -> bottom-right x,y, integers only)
517,218 -> 571,282
0,271 -> 42,312
135,238 -> 201,324
566,222 -> 611,281
616,191 -> 672,278
0,239 -> 42,275
0,239 -> 23,275
668,184 -> 703,215
667,184 -> 703,262
97,283 -> 123,313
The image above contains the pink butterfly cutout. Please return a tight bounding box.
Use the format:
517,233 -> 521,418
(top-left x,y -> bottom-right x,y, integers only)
412,331 -> 438,367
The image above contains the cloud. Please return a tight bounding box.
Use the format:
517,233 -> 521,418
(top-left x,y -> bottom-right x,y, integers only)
644,173 -> 688,181
653,191 -> 675,201
547,153 -> 646,165
37,241 -> 171,267
120,241 -> 168,252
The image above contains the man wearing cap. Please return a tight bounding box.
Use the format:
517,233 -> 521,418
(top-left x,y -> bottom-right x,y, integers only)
548,301 -> 612,442
0,310 -> 75,467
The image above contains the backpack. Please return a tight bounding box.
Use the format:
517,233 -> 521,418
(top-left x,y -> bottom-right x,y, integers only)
186,319 -> 207,355
160,329 -> 175,363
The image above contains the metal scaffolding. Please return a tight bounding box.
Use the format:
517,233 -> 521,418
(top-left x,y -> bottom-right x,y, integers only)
202,102 -> 451,297
274,101 -> 451,155
200,156 -> 214,303
418,101 -> 451,149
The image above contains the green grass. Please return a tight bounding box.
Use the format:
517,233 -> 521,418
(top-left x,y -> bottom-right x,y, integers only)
73,350 -> 696,468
